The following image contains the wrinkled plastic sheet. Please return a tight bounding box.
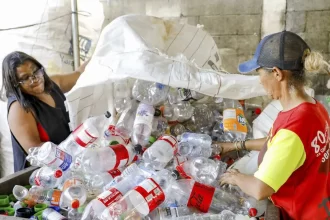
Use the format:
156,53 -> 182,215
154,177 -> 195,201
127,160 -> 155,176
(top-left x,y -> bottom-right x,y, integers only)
66,15 -> 267,129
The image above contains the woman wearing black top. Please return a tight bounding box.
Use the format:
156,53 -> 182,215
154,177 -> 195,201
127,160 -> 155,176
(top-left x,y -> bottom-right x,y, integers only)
1,51 -> 89,172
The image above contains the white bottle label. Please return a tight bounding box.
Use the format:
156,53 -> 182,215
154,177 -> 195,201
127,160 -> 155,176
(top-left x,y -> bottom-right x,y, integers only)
97,188 -> 123,207
158,135 -> 178,154
72,124 -> 97,147
134,104 -> 154,128
134,178 -> 165,213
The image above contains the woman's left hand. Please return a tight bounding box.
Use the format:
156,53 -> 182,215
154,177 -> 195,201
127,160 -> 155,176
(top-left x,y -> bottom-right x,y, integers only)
219,169 -> 241,186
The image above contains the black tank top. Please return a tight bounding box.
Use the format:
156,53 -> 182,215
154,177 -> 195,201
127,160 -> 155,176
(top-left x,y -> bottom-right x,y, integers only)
7,82 -> 71,172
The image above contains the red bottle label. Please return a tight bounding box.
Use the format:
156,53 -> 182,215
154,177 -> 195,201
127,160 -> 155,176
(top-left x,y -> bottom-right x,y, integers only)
187,182 -> 215,213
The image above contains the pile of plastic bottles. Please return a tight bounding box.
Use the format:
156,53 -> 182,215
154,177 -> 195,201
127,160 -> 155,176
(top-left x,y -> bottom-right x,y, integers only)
10,79 -> 266,220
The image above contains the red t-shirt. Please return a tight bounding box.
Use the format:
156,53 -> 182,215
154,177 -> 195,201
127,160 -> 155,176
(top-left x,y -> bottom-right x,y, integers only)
256,101 -> 330,219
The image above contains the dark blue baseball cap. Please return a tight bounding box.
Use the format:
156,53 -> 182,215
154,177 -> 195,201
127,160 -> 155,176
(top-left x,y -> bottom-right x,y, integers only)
238,30 -> 310,74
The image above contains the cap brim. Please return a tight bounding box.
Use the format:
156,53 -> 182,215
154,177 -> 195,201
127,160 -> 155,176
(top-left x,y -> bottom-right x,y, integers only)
238,59 -> 260,74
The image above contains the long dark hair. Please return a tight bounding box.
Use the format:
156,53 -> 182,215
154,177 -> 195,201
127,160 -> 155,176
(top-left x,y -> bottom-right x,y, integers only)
1,51 -> 53,112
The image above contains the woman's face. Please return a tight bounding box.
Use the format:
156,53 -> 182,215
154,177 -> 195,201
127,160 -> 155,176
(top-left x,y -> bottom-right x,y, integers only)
16,60 -> 45,96
257,67 -> 282,100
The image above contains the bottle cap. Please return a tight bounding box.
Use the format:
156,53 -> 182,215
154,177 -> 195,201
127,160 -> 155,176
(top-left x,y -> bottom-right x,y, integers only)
110,141 -> 120,145
49,206 -> 61,212
249,208 -> 258,217
54,170 -> 63,178
34,203 -> 48,213
154,109 -> 162,117
255,108 -> 262,115
171,170 -> 180,180
0,195 -> 9,206
104,111 -> 111,118
149,136 -> 156,144
16,208 -> 33,218
71,199 -> 80,209
134,144 -> 143,154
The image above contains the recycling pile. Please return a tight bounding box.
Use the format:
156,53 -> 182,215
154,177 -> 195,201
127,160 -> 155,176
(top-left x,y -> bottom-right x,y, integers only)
10,79 -> 266,220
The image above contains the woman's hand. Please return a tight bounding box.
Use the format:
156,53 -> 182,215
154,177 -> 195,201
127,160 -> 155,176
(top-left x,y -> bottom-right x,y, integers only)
219,169 -> 240,186
212,142 -> 236,155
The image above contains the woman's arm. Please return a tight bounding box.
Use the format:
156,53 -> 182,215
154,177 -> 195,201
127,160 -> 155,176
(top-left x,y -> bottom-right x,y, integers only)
220,170 -> 275,200
213,137 -> 267,154
8,102 -> 44,152
51,59 -> 90,93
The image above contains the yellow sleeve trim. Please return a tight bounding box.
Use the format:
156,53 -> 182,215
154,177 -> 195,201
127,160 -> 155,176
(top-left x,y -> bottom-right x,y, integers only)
254,129 -> 306,192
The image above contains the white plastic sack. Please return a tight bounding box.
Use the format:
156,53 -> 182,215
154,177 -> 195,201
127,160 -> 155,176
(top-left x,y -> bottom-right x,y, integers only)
0,0 -> 104,177
66,15 -> 267,129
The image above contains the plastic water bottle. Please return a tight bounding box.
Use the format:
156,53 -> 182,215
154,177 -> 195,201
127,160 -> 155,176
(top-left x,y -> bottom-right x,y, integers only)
58,111 -> 111,157
175,157 -> 227,186
142,135 -> 178,170
170,179 -> 256,215
177,133 -> 212,157
59,185 -> 87,209
12,185 -> 62,207
173,102 -> 195,122
104,125 -> 131,146
132,80 -> 169,106
167,87 -> 182,104
211,120 -> 225,141
115,101 -> 138,139
42,208 -> 67,220
29,167 -> 63,189
223,99 -> 247,141
132,103 -> 155,147
26,142 -> 72,171
184,105 -> 215,135
100,170 -> 175,219
170,124 -> 187,137
148,206 -> 200,220
67,206 -> 82,220
152,116 -> 168,138
81,174 -> 145,220
80,143 -> 136,173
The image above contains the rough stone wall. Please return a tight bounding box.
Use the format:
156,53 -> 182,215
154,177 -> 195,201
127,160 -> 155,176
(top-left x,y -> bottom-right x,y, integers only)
100,0 -> 330,94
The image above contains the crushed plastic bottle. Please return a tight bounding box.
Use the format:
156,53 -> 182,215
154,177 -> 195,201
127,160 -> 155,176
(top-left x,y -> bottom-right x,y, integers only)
132,80 -> 169,106
29,167 -> 63,189
142,135 -> 178,170
115,101 -> 138,139
100,170 -> 175,219
82,174 -> 145,220
58,111 -> 111,157
177,133 -> 212,158
26,142 -> 72,171
152,116 -> 168,138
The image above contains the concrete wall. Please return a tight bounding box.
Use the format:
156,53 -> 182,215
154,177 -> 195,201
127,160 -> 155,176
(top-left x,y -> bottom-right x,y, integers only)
100,0 -> 330,93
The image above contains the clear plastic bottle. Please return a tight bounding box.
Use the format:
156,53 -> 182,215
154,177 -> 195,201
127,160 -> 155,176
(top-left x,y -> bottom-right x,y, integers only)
104,125 -> 131,146
142,135 -> 178,170
59,185 -> 87,209
58,111 -> 111,157
132,80 -> 169,106
223,99 -> 247,141
132,103 -> 155,147
12,185 -> 62,207
29,167 -> 63,189
81,143 -> 136,173
170,124 -> 187,137
81,174 -> 145,220
170,179 -> 254,215
177,132 -> 212,145
67,202 -> 82,220
148,206 -> 200,220
115,101 -> 138,139
184,105 -> 215,134
175,157 -> 227,186
42,208 -> 67,220
100,170 -> 174,219
26,142 -> 72,171
114,79 -> 133,113
152,116 -> 168,138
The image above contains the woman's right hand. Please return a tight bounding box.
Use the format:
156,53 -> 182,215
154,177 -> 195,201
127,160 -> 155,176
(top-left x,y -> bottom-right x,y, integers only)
212,141 -> 236,155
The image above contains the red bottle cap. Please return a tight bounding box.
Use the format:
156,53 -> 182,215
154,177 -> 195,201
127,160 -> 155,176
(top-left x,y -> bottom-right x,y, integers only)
71,199 -> 80,209
54,170 -> 63,178
255,108 -> 262,115
249,208 -> 258,217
